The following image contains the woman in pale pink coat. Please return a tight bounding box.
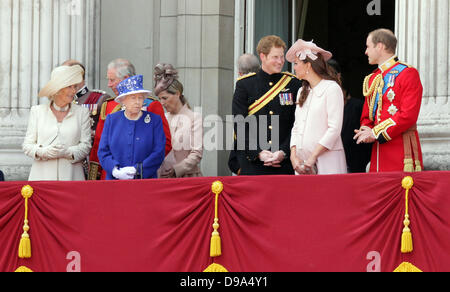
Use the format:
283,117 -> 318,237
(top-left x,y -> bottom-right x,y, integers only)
286,40 -> 347,175
154,64 -> 203,178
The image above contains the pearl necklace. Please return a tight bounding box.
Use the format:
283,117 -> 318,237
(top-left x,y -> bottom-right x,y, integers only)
52,102 -> 70,112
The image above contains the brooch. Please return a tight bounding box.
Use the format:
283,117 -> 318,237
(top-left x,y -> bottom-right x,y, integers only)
388,104 -> 398,116
145,114 -> 151,124
387,89 -> 396,102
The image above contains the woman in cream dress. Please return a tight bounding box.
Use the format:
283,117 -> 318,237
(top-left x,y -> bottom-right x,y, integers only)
154,64 -> 203,178
286,40 -> 347,175
23,65 -> 91,181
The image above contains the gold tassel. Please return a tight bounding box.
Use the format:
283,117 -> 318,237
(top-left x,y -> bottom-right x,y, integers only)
401,218 -> 413,253
415,160 -> 422,172
18,185 -> 34,259
210,181 -> 224,258
401,177 -> 414,253
210,220 -> 221,258
403,159 -> 414,172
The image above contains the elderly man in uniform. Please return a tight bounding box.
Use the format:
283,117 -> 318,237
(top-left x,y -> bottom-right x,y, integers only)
62,60 -> 110,132
61,60 -> 111,179
232,35 -> 302,175
228,53 -> 261,175
354,28 -> 424,172
89,58 -> 172,180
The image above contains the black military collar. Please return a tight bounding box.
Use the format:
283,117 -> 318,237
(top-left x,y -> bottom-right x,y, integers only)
258,69 -> 282,79
258,69 -> 284,87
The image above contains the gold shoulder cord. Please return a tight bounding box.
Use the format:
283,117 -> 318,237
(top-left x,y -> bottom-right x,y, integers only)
363,74 -> 383,122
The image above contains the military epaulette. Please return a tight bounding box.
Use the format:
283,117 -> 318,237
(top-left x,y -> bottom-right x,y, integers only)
100,100 -> 109,121
91,89 -> 108,95
282,71 -> 297,78
399,61 -> 413,68
237,72 -> 256,81
147,96 -> 158,101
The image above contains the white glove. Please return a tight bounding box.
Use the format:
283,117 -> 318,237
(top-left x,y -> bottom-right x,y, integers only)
121,166 -> 137,177
259,150 -> 274,162
55,144 -> 73,160
36,145 -> 64,160
112,167 -> 136,180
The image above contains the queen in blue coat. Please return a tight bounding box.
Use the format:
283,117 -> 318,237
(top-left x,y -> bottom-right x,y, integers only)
98,75 -> 166,180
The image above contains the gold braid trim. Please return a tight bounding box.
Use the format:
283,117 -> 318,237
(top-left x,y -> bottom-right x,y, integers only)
376,78 -> 384,123
88,162 -> 101,180
237,72 -> 256,81
363,73 -> 383,122
373,118 -> 396,141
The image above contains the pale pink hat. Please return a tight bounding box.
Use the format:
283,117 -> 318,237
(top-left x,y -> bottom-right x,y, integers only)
286,39 -> 332,63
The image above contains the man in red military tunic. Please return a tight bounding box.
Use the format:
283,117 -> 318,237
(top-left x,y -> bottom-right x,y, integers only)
88,59 -> 172,180
62,60 -> 111,179
354,29 -> 424,173
62,60 -> 111,132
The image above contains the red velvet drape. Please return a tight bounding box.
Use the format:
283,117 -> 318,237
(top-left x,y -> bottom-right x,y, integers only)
1,171 -> 450,272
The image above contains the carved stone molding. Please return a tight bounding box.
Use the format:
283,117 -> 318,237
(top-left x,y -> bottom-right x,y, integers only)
396,0 -> 450,171
0,0 -> 101,181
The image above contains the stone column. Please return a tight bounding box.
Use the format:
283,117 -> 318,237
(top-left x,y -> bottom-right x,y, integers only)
0,0 -> 101,181
396,0 -> 450,170
158,0 -> 235,176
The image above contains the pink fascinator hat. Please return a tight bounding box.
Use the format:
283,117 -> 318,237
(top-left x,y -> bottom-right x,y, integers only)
286,39 -> 333,63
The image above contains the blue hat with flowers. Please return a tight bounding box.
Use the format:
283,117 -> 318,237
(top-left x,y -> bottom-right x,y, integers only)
115,75 -> 152,103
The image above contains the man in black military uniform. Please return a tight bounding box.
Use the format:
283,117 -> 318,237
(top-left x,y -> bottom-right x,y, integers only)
62,60 -> 110,132
232,35 -> 302,175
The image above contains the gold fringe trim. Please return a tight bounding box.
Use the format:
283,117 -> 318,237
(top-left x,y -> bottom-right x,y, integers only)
403,159 -> 415,173
210,181 -> 224,258
203,263 -> 229,272
401,177 -> 414,253
394,262 -> 422,272
415,160 -> 422,172
18,185 -> 34,259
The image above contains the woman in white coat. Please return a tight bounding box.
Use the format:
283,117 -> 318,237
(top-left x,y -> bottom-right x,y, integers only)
23,65 -> 92,181
286,40 -> 347,175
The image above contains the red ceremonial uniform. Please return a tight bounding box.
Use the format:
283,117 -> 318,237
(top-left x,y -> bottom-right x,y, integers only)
88,97 -> 172,180
361,57 -> 424,172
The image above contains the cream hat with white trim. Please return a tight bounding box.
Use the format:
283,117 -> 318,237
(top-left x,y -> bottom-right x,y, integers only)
38,65 -> 84,98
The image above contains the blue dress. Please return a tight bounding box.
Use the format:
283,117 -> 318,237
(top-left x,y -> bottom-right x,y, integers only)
98,111 -> 166,180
